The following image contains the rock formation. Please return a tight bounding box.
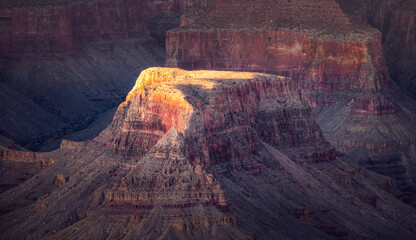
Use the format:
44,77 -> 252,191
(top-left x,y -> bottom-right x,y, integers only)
0,0 -> 210,148
337,0 -> 416,96
95,68 -> 324,162
1,68 -> 415,239
0,0 -> 211,57
166,0 -> 391,92
0,147 -> 55,194
165,0 -> 416,207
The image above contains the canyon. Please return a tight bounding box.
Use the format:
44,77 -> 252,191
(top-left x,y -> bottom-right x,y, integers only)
1,68 -> 415,239
1,0 -> 416,239
0,0 -> 210,149
165,0 -> 416,207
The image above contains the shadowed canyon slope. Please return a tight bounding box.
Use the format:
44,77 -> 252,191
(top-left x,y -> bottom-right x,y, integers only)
165,0 -> 416,207
337,0 -> 416,96
0,0 -> 210,149
1,68 -> 415,239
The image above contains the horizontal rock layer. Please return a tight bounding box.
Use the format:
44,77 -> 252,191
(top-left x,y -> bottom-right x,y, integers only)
337,0 -> 416,95
1,68 -> 416,240
353,96 -> 399,116
94,67 -> 324,166
166,29 -> 390,91
166,0 -> 391,92
0,0 -> 210,57
0,149 -> 54,166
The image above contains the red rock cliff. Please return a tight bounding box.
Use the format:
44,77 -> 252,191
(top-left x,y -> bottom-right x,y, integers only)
337,0 -> 416,95
94,67 -> 324,166
166,0 -> 391,92
0,0 -> 211,58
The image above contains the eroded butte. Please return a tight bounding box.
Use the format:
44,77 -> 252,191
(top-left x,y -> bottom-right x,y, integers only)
1,68 -> 415,239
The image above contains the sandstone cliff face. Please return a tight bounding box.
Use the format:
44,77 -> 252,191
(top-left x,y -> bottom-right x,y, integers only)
0,148 -> 55,193
337,0 -> 416,95
166,0 -> 391,92
106,128 -> 231,212
0,0 -> 211,57
95,67 -> 324,166
164,0 -> 416,208
352,95 -> 399,116
0,149 -> 53,165
1,68 -> 416,240
0,0 -> 211,148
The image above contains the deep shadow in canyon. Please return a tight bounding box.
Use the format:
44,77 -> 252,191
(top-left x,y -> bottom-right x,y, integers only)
0,0 -> 416,239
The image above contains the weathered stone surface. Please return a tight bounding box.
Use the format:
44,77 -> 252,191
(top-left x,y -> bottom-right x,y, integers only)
54,174 -> 67,187
337,0 -> 416,96
105,128 -> 231,212
0,0 -> 211,149
1,68 -> 416,239
0,149 -> 54,166
95,67 -> 324,164
165,0 -> 416,209
313,91 -> 416,206
352,95 -> 399,116
0,147 -> 55,193
166,0 -> 391,92
60,139 -> 84,150
0,0 -> 211,57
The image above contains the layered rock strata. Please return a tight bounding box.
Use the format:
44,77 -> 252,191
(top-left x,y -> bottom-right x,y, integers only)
313,90 -> 416,205
0,148 -> 55,193
0,0 -> 211,57
1,68 -> 416,239
166,0 -> 391,92
95,68 -> 324,163
165,0 -> 416,207
337,0 -> 416,96
0,0 -> 211,148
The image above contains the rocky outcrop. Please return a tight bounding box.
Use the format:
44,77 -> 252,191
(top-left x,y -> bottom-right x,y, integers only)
337,0 -> 416,95
60,139 -> 84,150
0,149 -> 54,167
95,67 -> 324,165
0,0 -> 211,148
165,0 -> 416,209
1,68 -> 416,239
0,148 -> 55,193
105,128 -> 231,212
166,0 -> 391,92
353,96 -> 399,116
54,174 -> 68,187
313,92 -> 416,206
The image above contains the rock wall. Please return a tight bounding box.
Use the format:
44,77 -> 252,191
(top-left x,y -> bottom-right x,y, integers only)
2,67 -> 416,240
0,149 -> 54,167
353,96 -> 399,116
337,0 -> 416,95
165,0 -> 391,92
167,29 -> 390,91
0,0 -> 211,58
95,67 -> 324,166
0,0 -> 212,148
60,139 -> 84,150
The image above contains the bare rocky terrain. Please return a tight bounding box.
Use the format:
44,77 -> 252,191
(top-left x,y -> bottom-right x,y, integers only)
165,0 -> 416,208
0,0 -> 208,149
1,68 -> 415,239
1,0 -> 416,239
